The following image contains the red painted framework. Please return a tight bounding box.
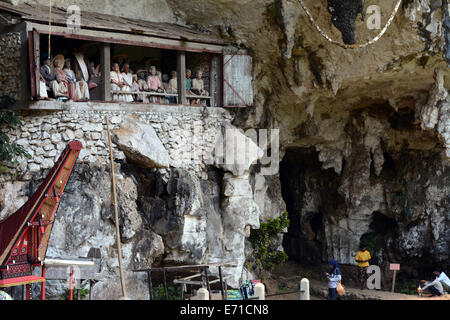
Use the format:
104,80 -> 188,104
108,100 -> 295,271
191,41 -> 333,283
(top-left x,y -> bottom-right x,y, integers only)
0,141 -> 82,300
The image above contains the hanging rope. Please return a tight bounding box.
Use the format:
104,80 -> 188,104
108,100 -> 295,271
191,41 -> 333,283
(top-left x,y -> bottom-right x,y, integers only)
48,0 -> 52,58
297,0 -> 403,49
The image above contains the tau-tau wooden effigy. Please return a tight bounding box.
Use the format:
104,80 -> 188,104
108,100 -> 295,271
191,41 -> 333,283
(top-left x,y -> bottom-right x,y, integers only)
0,141 -> 82,300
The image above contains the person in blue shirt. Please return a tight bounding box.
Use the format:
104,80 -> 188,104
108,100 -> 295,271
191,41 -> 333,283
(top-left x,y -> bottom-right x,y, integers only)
325,259 -> 342,300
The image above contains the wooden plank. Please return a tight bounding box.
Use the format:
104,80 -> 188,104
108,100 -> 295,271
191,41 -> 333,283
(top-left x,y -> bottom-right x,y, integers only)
219,266 -> 225,300
147,271 -> 153,301
133,262 -> 238,272
32,265 -> 101,280
27,30 -> 36,98
163,269 -> 168,300
0,2 -> 227,45
177,51 -> 187,105
26,21 -> 225,53
223,54 -> 253,108
101,43 -> 111,101
204,267 -> 212,301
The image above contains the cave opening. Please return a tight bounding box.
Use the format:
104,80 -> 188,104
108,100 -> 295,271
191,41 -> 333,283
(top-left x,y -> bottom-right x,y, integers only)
280,147 -> 343,265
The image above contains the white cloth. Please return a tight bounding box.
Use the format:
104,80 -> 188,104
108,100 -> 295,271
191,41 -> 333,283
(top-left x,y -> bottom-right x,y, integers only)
76,81 -> 90,100
39,80 -> 48,98
192,78 -> 204,92
121,72 -> 134,102
75,52 -> 89,82
168,78 -> 177,94
51,80 -> 68,98
111,71 -> 123,101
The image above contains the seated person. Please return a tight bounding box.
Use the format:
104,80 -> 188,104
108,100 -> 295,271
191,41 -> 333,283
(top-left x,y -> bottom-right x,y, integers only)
121,63 -> 134,102
88,61 -> 101,89
40,55 -> 56,98
132,74 -> 142,102
168,71 -> 178,104
191,70 -> 209,106
162,74 -> 170,104
53,57 -> 70,99
147,66 -> 164,103
185,69 -> 194,105
110,62 -> 125,101
420,277 -> 444,297
137,69 -> 150,103
64,58 -> 89,101
433,270 -> 450,293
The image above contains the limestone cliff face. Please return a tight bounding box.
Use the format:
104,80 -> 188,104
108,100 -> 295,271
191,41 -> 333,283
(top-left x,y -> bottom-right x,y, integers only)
0,0 -> 449,298
163,0 -> 450,273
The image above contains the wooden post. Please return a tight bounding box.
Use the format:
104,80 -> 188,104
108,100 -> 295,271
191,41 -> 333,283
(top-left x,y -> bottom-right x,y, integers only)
177,51 -> 187,105
218,266 -> 225,300
106,116 -> 128,299
197,288 -> 209,300
300,278 -> 310,300
41,264 -> 46,300
390,263 -> 400,293
32,30 -> 41,99
255,283 -> 265,300
147,270 -> 153,300
204,267 -> 212,301
101,44 -> 111,101
163,269 -> 168,300
391,270 -> 397,293
211,54 -> 223,107
26,284 -> 31,300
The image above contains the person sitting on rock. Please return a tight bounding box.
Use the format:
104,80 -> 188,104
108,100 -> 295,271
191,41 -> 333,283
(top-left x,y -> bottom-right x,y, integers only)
433,270 -> 450,293
420,277 -> 444,297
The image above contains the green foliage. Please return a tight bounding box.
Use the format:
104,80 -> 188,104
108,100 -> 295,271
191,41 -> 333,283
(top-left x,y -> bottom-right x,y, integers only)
60,287 -> 90,300
0,96 -> 31,168
153,284 -> 182,300
249,212 -> 290,272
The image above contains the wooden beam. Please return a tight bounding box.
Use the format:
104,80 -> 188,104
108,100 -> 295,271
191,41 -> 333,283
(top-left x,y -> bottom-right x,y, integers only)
32,29 -> 40,99
133,262 -> 238,273
147,271 -> 153,301
26,22 -> 225,54
177,51 -> 187,105
101,43 -> 111,101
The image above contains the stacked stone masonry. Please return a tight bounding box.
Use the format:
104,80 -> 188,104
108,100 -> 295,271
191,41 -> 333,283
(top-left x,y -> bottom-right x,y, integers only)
0,32 -> 22,102
2,105 -> 234,181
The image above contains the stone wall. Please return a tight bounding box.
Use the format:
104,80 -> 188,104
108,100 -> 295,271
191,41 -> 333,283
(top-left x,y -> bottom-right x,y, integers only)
0,31 -> 22,102
2,103 -> 234,182
0,102 -> 287,298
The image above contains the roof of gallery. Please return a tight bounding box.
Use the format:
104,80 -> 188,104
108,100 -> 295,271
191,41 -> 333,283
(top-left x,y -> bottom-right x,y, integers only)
0,1 -> 228,46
